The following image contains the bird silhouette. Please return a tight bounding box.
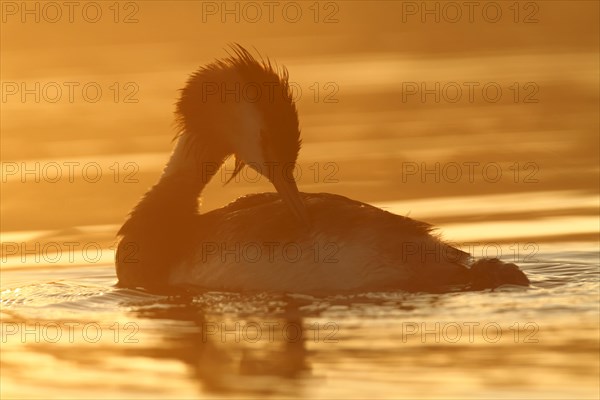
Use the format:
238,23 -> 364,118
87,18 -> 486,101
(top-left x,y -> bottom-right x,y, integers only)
116,45 -> 529,294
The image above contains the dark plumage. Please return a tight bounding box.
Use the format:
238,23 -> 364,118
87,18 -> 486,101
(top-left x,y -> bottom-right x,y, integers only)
116,45 -> 529,294
175,45 -> 301,181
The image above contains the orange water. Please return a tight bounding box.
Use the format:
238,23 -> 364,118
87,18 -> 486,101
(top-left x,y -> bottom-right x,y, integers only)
1,1 -> 599,398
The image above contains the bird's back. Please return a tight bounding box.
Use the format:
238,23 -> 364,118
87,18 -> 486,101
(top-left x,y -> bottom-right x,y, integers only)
169,193 -> 472,294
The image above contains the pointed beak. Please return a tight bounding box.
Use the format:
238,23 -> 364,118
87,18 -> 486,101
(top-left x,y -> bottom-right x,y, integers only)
272,168 -> 310,227
224,155 -> 245,185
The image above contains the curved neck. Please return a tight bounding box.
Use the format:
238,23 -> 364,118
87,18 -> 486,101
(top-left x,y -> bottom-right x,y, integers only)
119,134 -> 228,235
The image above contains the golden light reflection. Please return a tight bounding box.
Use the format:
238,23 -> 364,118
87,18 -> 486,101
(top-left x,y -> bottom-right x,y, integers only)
1,1 -> 599,399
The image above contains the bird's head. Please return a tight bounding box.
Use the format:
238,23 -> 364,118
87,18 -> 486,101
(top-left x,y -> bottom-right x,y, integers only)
175,44 -> 309,225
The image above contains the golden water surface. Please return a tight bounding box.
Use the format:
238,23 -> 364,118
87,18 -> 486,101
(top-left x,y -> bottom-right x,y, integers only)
1,1 -> 599,399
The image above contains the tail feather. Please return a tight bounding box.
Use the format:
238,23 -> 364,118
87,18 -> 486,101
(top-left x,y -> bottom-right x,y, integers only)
467,258 -> 530,290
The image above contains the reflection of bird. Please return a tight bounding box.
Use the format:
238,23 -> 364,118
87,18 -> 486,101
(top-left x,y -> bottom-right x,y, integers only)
116,45 -> 529,294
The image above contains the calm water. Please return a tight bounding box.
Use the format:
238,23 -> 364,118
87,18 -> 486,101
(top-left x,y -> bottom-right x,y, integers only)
1,194 -> 599,399
2,1 -> 599,398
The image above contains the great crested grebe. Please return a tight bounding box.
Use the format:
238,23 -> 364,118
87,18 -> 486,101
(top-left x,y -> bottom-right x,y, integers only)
116,45 -> 529,294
